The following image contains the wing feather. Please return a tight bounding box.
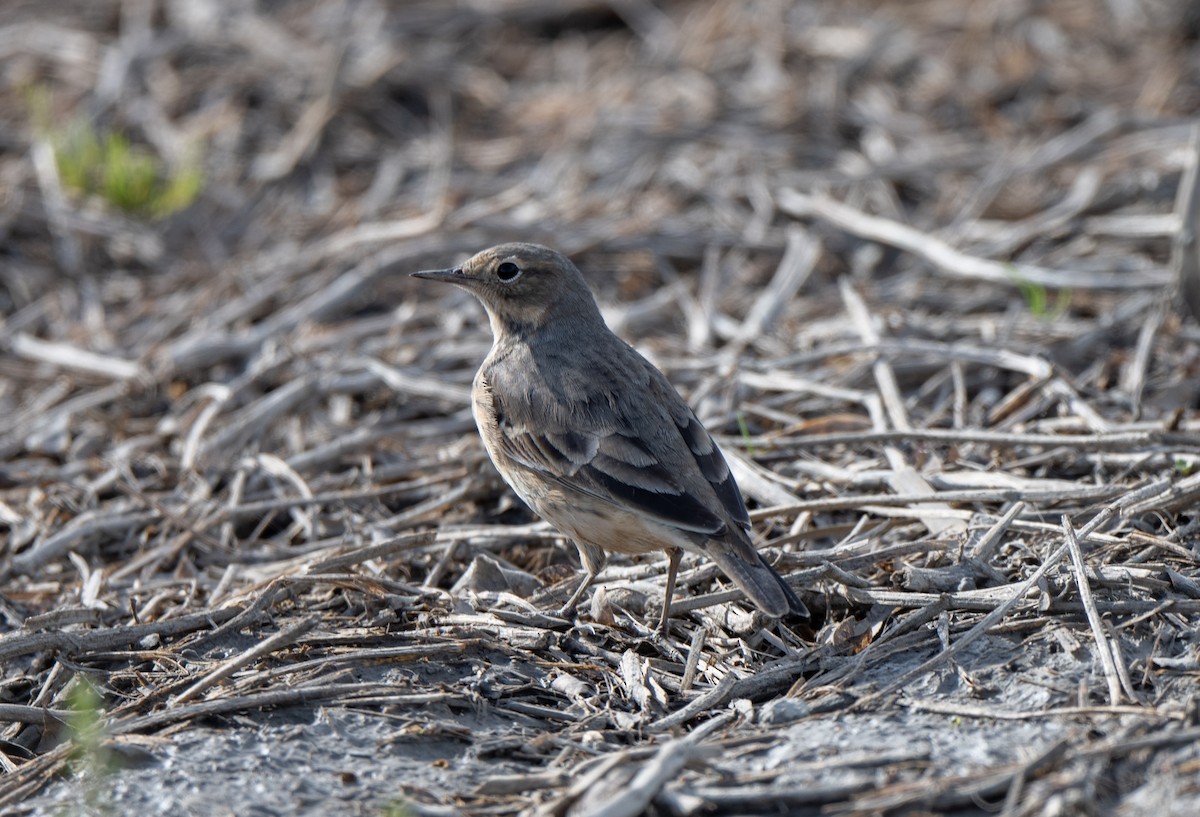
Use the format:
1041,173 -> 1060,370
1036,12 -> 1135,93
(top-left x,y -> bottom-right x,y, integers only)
483,351 -> 750,539
675,412 -> 751,533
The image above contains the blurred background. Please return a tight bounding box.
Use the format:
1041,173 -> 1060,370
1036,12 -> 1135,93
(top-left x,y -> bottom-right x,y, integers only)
3,0 -> 1198,495
3,0 -> 1197,337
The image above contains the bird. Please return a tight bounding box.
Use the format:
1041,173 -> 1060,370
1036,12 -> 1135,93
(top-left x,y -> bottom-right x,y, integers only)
412,243 -> 808,634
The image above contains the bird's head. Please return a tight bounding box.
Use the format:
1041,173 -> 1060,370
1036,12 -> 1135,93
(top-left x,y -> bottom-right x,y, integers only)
412,243 -> 602,337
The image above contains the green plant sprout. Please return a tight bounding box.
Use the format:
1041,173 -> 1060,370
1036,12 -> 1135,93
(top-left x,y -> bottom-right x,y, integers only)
29,88 -> 203,219
61,676 -> 116,817
53,123 -> 203,219
736,411 -> 756,456
1006,265 -> 1072,320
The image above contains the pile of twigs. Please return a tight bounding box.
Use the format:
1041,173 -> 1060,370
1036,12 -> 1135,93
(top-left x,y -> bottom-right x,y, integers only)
2,1 -> 1199,814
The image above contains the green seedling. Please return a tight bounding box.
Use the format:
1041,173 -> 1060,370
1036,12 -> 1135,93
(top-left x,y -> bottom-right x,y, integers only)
1007,265 -> 1072,320
29,88 -> 203,219
61,676 -> 116,816
736,411 -> 756,456
53,123 -> 204,219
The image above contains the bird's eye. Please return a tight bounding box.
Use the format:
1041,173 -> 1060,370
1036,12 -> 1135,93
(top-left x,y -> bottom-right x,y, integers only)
496,261 -> 521,282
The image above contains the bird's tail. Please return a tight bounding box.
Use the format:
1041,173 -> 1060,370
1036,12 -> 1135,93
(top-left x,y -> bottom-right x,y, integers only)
703,533 -> 809,619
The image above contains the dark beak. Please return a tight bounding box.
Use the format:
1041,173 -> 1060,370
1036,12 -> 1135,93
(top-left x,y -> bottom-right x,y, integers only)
410,267 -> 469,284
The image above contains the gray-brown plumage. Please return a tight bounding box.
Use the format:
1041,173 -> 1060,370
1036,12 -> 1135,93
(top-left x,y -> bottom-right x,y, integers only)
412,243 -> 808,633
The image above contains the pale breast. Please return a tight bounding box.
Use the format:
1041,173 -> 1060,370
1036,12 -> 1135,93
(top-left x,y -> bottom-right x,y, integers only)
473,368 -> 555,507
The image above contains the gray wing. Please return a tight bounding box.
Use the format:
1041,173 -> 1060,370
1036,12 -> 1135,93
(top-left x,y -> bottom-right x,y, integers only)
485,352 -> 749,538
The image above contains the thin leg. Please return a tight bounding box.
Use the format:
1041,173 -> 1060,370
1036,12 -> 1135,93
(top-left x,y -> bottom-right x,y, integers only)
557,541 -> 606,619
557,570 -> 596,618
659,547 -> 681,636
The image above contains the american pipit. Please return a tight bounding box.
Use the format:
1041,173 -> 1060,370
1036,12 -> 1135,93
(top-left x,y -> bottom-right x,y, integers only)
413,243 -> 808,634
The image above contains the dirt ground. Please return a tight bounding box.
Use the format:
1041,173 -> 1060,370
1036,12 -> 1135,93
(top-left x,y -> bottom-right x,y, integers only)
2,1 -> 1200,816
